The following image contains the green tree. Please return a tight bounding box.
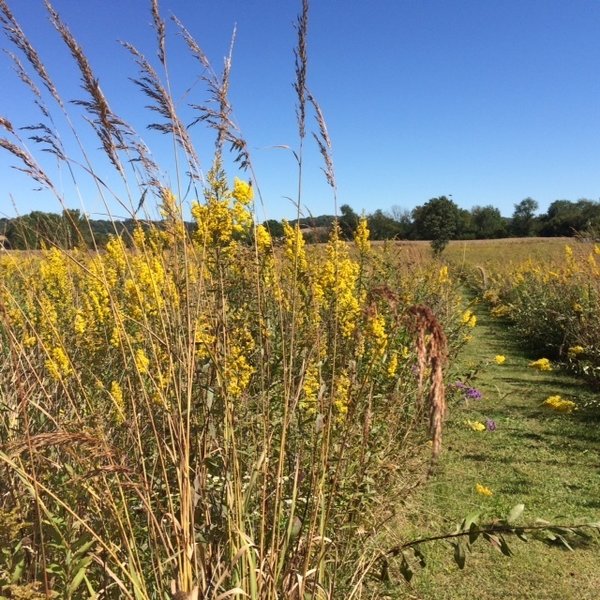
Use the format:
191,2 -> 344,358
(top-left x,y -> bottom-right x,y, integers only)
338,204 -> 359,239
538,199 -> 600,237
262,219 -> 285,238
511,198 -> 538,237
412,196 -> 461,255
470,205 -> 507,239
367,209 -> 403,240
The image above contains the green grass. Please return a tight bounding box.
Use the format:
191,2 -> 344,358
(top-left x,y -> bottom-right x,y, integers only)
388,296 -> 600,599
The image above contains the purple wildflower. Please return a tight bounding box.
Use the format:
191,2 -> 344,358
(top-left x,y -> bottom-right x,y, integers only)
465,387 -> 483,400
485,419 -> 497,431
454,381 -> 467,389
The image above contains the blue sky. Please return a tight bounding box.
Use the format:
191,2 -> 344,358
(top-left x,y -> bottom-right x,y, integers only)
1,0 -> 600,221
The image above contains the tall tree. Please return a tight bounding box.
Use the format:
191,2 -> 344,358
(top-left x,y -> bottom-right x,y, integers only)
412,196 -> 460,255
511,197 -> 538,237
471,205 -> 507,239
338,204 -> 359,239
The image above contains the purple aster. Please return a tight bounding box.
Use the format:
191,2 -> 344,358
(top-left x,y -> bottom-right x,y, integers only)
485,419 -> 497,431
465,387 -> 483,400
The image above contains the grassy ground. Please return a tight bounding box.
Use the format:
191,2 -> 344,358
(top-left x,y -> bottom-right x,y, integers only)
388,297 -> 600,599
385,236 -> 585,268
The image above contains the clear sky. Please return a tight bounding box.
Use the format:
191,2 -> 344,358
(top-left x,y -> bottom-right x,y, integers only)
1,0 -> 600,221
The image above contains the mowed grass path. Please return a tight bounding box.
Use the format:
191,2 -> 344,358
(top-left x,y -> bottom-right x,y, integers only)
396,297 -> 600,599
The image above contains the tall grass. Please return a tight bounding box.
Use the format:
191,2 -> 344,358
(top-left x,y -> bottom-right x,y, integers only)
0,1 -> 471,597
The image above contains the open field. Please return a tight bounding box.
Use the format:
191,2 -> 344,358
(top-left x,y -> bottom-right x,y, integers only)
376,236 -> 588,269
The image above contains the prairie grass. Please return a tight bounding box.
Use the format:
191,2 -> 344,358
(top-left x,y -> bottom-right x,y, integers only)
0,1 -> 474,597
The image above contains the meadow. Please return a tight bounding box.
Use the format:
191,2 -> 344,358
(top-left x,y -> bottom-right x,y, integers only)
1,1 -> 599,598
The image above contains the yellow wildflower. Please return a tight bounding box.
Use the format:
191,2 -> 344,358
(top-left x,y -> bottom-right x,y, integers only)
544,395 -> 577,413
368,312 -> 388,355
301,363 -> 321,414
73,312 -> 86,335
528,358 -> 552,371
462,309 -> 477,328
224,340 -> 255,399
354,216 -> 370,254
232,177 -> 254,204
567,345 -> 584,359
438,265 -> 449,284
110,381 -> 125,424
282,220 -> 308,272
134,348 -> 150,375
22,335 -> 37,348
475,483 -> 493,497
255,223 -> 272,252
333,372 -> 351,420
466,420 -> 486,432
494,355 -> 506,365
45,347 -> 72,380
387,351 -> 399,378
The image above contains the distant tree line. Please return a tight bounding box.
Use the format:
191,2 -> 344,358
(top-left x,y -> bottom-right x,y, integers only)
2,197 -> 600,250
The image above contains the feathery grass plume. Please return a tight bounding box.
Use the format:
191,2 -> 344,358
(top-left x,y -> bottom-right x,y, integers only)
0,115 -> 14,133
0,137 -> 54,189
45,0 -> 131,175
0,0 -> 62,105
294,0 -> 309,141
4,49 -> 52,120
179,17 -> 250,170
122,41 -> 201,178
151,0 -> 166,66
406,304 -> 448,463
308,91 -> 335,192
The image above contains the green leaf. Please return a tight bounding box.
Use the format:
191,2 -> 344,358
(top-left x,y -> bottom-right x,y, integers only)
498,535 -> 513,557
507,503 -> 525,523
68,564 -> 89,596
10,556 -> 25,584
468,522 -> 480,545
516,529 -> 529,542
454,541 -> 466,569
462,512 -> 479,532
399,555 -> 414,582
413,546 -> 427,568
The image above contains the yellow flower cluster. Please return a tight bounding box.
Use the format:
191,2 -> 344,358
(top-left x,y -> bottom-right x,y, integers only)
318,223 -> 361,338
494,355 -> 506,365
528,358 -> 552,371
475,483 -> 493,496
301,363 -> 321,414
255,223 -> 272,253
567,345 -> 584,359
461,309 -> 477,328
45,347 -> 72,381
466,420 -> 486,432
438,265 -> 450,284
191,168 -> 253,249
544,395 -> 577,413
354,216 -> 370,254
110,381 -> 125,424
